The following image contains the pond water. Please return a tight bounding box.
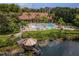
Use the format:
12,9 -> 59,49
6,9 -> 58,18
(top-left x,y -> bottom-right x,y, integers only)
40,40 -> 79,56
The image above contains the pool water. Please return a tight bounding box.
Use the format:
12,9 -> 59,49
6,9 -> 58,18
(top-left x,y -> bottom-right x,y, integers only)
29,23 -> 56,30
47,23 -> 55,29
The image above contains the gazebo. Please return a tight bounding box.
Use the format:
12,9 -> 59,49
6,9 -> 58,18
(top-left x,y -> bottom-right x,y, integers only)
22,38 -> 37,46
17,38 -> 41,55
17,38 -> 37,50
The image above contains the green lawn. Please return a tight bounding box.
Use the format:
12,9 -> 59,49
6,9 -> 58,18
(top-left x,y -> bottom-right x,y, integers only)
0,35 -> 9,40
22,29 -> 79,40
0,35 -> 23,54
0,35 -> 17,47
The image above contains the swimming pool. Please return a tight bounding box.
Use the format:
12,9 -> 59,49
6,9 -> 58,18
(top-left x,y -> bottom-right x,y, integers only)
28,23 -> 56,30
47,23 -> 55,29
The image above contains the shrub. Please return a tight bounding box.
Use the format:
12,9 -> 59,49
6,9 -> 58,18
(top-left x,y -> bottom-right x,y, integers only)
22,29 -> 79,40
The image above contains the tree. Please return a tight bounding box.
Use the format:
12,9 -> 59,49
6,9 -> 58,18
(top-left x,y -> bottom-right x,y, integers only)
19,21 -> 28,29
73,14 -> 79,27
39,16 -> 48,23
74,21 -> 79,27
58,18 -> 65,25
8,4 -> 20,12
21,7 -> 30,12
49,7 -> 76,24
38,8 -> 46,12
0,13 -> 20,34
0,4 -> 20,13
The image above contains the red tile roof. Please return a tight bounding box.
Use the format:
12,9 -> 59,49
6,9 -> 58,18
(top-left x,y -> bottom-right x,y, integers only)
18,12 -> 52,20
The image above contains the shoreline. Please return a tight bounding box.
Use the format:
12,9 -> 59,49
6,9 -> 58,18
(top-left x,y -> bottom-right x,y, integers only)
0,37 -> 79,56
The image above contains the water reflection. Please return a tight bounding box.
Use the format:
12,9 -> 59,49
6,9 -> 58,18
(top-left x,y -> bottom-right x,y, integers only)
40,40 -> 79,56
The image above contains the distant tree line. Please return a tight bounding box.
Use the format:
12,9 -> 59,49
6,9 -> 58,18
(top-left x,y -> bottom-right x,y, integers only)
21,7 -> 79,27
0,4 -> 20,13
49,7 -> 79,26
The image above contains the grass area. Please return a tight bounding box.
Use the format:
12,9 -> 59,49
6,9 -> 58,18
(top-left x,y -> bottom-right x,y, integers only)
0,44 -> 23,55
0,35 -> 23,55
0,35 -> 9,40
22,29 -> 79,40
0,35 -> 18,47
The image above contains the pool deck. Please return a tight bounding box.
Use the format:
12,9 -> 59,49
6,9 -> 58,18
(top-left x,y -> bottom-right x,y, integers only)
27,23 -> 79,31
16,23 -> 79,36
27,23 -> 58,31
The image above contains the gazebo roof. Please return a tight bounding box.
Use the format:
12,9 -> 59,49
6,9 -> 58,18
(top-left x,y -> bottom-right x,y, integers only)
22,38 -> 37,46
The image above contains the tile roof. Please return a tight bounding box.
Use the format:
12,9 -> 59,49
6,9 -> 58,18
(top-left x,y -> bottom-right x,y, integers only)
18,12 -> 52,20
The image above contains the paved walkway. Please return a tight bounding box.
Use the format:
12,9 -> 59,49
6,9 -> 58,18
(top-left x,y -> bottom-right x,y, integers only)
14,26 -> 29,37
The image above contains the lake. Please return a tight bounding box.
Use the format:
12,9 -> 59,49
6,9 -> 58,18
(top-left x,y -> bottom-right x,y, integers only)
40,40 -> 79,56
